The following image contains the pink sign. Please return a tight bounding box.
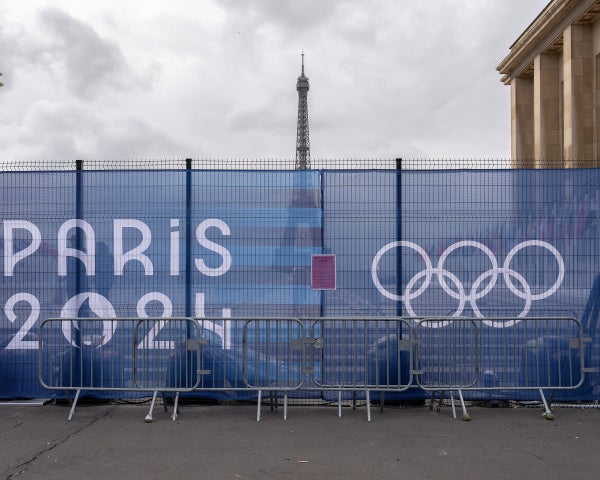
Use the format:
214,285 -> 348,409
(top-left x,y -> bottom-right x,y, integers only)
311,254 -> 336,290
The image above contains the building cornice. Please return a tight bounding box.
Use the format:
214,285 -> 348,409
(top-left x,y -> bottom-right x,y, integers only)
497,0 -> 597,84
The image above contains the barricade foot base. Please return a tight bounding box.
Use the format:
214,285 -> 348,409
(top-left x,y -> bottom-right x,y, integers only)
145,390 -> 158,423
171,393 -> 180,422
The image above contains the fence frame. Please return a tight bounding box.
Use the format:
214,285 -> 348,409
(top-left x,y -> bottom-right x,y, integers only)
37,315 -> 591,422
414,316 -> 590,420
38,317 -> 203,421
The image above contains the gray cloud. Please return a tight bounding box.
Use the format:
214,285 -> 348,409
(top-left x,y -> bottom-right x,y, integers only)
0,0 -> 550,164
0,100 -> 185,162
38,7 -> 144,99
219,0 -> 344,33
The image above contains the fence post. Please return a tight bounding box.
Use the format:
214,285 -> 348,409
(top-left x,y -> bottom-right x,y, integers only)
74,159 -> 84,365
396,158 -> 402,317
320,170 -> 325,317
185,158 -> 193,318
75,160 -> 84,299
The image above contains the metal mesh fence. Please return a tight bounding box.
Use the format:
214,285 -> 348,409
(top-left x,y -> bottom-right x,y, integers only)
0,158 -> 516,171
0,158 -> 599,406
3,158 -> 600,171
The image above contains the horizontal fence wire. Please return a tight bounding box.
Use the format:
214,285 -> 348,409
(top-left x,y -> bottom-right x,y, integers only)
0,158 -> 567,171
3,158 -> 600,171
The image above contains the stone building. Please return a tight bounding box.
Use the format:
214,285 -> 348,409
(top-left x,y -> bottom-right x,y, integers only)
497,0 -> 600,168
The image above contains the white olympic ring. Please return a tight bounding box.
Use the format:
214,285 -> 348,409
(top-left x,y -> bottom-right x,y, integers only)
371,240 -> 565,324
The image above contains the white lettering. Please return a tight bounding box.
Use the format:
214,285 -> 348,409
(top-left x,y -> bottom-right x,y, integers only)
5,293 -> 40,349
137,292 -> 174,349
195,292 -> 231,349
58,219 -> 95,276
114,219 -> 153,275
195,219 -> 232,277
170,219 -> 180,276
4,221 -> 42,276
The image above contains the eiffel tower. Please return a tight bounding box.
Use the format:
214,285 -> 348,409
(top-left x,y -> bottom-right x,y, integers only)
273,54 -> 320,315
295,53 -> 310,170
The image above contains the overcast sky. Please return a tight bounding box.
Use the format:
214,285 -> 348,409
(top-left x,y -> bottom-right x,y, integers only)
0,1 -> 550,165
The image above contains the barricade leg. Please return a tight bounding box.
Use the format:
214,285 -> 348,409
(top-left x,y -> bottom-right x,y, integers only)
256,390 -> 262,422
68,389 -> 81,421
283,393 -> 288,421
338,391 -> 342,418
145,390 -> 158,423
539,389 -> 554,421
430,391 -> 445,413
162,392 -> 168,413
171,393 -> 180,422
457,390 -> 470,421
366,390 -> 371,422
450,392 -> 457,419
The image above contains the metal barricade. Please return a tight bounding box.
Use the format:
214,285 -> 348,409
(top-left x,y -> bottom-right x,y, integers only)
199,317 -> 416,421
185,317 -> 305,421
38,315 -> 589,423
39,317 -> 201,421
307,318 -> 414,420
415,317 -> 588,420
242,318 -> 305,421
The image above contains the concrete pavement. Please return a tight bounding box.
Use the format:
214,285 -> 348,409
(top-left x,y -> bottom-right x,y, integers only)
1,400 -> 600,479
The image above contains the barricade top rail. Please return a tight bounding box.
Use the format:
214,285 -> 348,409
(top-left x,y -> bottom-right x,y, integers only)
416,316 -> 584,327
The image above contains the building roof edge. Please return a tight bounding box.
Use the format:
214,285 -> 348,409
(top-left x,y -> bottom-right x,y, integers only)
496,0 -> 596,81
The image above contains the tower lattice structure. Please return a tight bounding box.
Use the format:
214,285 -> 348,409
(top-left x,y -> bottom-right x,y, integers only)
295,53 -> 311,170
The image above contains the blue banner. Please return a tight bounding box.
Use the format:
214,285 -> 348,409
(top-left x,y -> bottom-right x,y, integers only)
1,168 -> 598,400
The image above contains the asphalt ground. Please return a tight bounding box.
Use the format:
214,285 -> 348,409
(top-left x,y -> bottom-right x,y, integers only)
1,400 -> 600,480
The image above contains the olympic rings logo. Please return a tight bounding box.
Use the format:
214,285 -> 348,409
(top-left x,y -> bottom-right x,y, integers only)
371,240 -> 565,327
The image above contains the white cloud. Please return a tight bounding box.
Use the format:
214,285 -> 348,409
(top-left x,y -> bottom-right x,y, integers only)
38,7 -> 153,99
0,0 -> 550,164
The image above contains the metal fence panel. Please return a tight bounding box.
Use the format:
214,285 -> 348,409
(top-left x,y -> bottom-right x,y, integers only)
2,165 -> 599,403
39,318 -> 201,393
133,318 -> 202,391
310,318 -> 414,391
415,317 -> 586,395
